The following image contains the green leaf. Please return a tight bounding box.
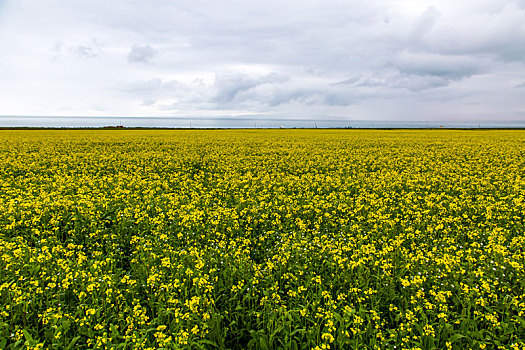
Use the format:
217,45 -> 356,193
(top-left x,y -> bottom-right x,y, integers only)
23,329 -> 34,342
66,336 -> 81,350
198,339 -> 219,347
449,334 -> 466,343
259,336 -> 270,350
270,326 -> 284,343
290,328 -> 305,336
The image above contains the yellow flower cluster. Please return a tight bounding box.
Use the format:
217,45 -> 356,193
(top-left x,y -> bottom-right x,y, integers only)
1,129 -> 524,349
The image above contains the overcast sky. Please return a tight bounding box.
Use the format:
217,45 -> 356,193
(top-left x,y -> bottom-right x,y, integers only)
1,0 -> 525,121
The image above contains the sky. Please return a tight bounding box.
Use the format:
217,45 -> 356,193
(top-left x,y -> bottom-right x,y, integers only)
0,0 -> 525,122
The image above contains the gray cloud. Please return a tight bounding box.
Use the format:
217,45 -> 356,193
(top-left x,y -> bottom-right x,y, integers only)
412,3 -> 525,62
122,78 -> 162,94
412,6 -> 441,39
127,44 -> 156,63
212,73 -> 288,104
52,41 -> 63,53
121,78 -> 162,105
72,45 -> 98,58
393,52 -> 482,80
50,39 -> 102,60
1,0 -> 524,120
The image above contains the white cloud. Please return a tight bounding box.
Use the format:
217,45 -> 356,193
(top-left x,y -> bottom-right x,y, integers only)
127,44 -> 156,63
0,0 -> 524,121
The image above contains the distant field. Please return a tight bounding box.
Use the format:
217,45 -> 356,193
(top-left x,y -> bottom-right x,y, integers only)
1,130 -> 524,349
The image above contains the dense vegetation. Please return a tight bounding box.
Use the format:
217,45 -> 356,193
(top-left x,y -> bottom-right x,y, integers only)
1,129 -> 524,349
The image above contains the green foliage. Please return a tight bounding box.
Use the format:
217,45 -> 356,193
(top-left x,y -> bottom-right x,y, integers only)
0,129 -> 525,349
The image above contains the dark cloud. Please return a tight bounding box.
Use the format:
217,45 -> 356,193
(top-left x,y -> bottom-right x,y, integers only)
127,44 -> 156,63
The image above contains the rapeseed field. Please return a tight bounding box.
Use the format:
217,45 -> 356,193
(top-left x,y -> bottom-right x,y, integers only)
1,129 -> 524,349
